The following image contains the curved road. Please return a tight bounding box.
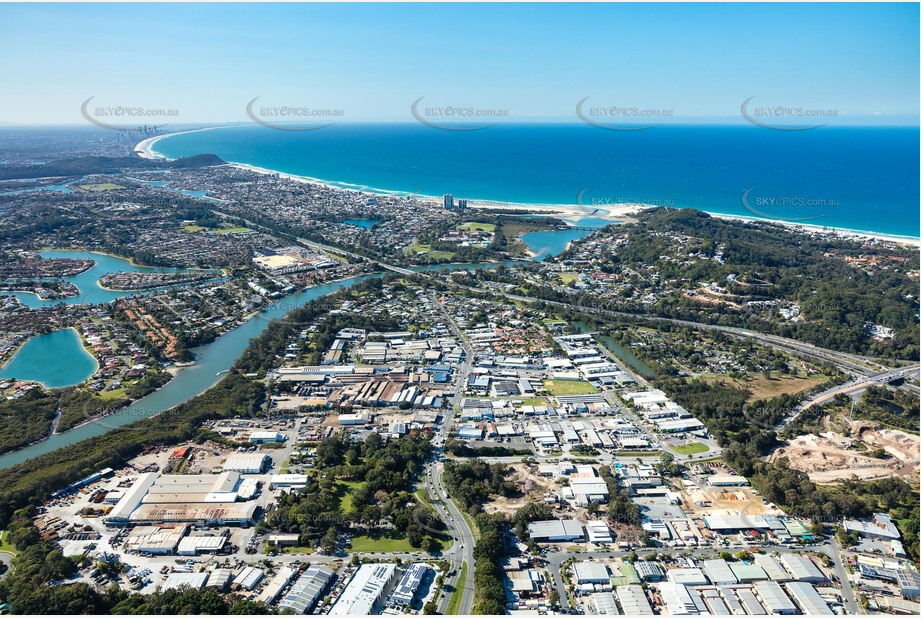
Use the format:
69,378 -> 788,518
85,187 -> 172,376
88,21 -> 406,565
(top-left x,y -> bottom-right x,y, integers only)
777,364 -> 920,431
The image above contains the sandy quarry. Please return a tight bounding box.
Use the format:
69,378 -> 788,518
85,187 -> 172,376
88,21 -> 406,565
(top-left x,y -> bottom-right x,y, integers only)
769,420 -> 920,484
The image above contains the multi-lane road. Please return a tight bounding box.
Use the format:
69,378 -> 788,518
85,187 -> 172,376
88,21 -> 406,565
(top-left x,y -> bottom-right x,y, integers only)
428,291 -> 477,615
777,364 -> 921,431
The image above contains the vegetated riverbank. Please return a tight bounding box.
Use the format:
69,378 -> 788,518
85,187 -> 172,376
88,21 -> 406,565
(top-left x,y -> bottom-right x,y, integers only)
0,276 -> 388,527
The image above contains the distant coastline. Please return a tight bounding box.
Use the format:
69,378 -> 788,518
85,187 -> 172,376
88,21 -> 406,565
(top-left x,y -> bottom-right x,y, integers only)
137,129 -> 920,247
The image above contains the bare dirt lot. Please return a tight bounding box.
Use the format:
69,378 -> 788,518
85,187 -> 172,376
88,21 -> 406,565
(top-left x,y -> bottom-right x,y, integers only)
481,463 -> 559,517
769,420 -> 920,484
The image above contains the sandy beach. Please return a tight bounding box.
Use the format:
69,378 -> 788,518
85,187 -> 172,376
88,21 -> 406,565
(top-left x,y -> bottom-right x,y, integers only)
136,134 -> 919,247
707,212 -> 920,248
135,126 -> 233,160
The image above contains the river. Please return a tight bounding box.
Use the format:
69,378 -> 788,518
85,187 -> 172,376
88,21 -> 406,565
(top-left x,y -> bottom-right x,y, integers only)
0,260 -> 505,469
9,250 -> 212,308
0,216 -> 588,469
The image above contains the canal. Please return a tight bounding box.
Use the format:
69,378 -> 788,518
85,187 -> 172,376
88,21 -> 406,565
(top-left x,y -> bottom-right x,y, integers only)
0,225 -> 597,469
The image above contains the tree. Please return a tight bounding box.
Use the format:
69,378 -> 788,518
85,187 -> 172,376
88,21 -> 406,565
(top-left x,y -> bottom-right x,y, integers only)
658,451 -> 679,476
320,527 -> 338,555
9,524 -> 40,551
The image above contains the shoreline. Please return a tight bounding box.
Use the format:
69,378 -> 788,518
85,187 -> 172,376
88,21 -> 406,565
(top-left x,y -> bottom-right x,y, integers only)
139,132 -> 920,247
0,327 -> 99,390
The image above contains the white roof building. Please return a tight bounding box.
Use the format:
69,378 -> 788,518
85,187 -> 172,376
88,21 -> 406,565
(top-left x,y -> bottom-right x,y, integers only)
754,554 -> 793,582
330,563 -> 397,615
586,521 -> 613,544
527,519 -> 585,542
569,476 -> 610,507
269,474 -> 309,489
223,454 -> 270,474
163,572 -> 209,591
753,580 -> 798,614
658,583 -> 700,615
390,563 -> 430,606
278,565 -> 335,614
703,559 -> 737,585
592,592 -> 620,615
615,585 -> 653,615
668,568 -> 709,587
779,554 -> 826,583
177,535 -> 227,555
785,582 -> 835,615
573,562 -> 611,584
258,566 -> 298,605
234,566 -> 265,591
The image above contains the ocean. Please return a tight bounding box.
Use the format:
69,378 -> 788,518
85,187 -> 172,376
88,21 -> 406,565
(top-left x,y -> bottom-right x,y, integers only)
151,123 -> 919,238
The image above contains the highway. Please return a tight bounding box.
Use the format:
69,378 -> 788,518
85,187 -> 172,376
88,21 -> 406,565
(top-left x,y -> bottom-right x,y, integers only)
226,212 -> 901,384
213,219 -> 900,615
428,291 -> 477,615
209,209 -> 417,275
482,288 -> 902,379
777,364 -> 921,431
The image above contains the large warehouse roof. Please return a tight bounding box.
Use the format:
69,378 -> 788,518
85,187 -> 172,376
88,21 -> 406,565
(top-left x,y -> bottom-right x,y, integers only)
528,519 -> 584,540
105,472 -> 256,526
615,585 -> 653,615
163,572 -> 209,591
278,565 -> 335,614
330,563 -> 396,615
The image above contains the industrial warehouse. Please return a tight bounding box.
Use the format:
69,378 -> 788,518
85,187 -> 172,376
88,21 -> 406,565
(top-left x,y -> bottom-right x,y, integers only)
105,471 -> 259,527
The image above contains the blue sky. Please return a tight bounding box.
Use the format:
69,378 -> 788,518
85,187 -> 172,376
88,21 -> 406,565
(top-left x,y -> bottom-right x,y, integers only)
1,2 -> 918,125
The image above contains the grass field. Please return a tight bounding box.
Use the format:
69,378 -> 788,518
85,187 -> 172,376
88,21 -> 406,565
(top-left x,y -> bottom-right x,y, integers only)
281,546 -> 314,555
670,442 -> 710,455
501,219 -> 558,238
446,561 -> 468,615
96,388 -> 126,401
350,532 -> 415,553
701,372 -> 830,401
558,272 -> 581,284
406,244 -> 456,260
182,225 -> 207,232
335,480 -> 366,513
521,397 -> 548,406
214,226 -> 250,234
79,183 -> 124,192
458,222 -> 496,233
0,530 -> 18,555
543,379 -> 598,395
